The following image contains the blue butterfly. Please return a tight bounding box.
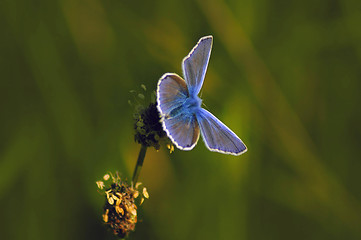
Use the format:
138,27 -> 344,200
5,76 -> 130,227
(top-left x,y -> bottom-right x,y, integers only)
157,36 -> 247,155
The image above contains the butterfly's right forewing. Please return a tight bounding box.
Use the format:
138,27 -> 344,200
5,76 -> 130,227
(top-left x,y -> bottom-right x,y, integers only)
182,36 -> 213,96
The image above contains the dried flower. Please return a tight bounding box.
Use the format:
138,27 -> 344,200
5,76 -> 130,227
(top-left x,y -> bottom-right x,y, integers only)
96,172 -> 149,239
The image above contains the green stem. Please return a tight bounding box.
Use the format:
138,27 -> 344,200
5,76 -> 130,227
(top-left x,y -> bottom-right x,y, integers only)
132,145 -> 147,185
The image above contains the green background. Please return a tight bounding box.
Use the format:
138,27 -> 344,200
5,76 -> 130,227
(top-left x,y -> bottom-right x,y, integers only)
1,0 -> 361,239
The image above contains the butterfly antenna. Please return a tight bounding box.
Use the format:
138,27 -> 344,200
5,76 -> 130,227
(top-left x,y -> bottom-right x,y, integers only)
199,90 -> 210,110
202,101 -> 209,110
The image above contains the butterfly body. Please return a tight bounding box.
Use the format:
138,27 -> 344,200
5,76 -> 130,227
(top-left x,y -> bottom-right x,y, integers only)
157,36 -> 247,155
183,95 -> 202,113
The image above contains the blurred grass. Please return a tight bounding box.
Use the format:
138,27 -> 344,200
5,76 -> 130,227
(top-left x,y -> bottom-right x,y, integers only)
1,0 -> 361,239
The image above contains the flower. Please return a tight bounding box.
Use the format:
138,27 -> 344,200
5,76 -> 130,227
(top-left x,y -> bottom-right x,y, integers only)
134,102 -> 167,150
97,173 -> 149,239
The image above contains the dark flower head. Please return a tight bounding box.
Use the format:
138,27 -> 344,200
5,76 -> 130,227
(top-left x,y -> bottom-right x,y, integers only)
130,85 -> 173,151
134,102 -> 166,150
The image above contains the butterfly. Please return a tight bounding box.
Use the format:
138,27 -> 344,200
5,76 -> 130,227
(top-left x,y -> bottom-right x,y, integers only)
156,36 -> 247,155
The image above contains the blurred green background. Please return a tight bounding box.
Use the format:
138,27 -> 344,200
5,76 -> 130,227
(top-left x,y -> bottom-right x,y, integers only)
1,0 -> 361,239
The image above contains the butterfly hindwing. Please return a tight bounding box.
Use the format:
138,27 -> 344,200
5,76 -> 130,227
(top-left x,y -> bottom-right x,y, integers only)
182,36 -> 213,96
162,112 -> 200,150
196,108 -> 247,155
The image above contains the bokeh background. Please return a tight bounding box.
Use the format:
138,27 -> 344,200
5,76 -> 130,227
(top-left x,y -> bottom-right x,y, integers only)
1,0 -> 361,239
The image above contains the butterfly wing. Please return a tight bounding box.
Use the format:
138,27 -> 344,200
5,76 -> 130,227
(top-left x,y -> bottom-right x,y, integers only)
161,113 -> 200,150
157,73 -> 200,150
196,108 -> 247,155
157,73 -> 188,116
182,36 -> 213,96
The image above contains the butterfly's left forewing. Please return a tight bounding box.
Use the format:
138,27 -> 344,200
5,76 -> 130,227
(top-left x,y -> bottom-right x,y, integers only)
157,73 -> 188,116
196,108 -> 247,155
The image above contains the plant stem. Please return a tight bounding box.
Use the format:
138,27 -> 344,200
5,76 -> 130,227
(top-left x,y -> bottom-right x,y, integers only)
132,145 -> 147,185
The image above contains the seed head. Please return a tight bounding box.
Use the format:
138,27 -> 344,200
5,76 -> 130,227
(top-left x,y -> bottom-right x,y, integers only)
96,172 -> 149,239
